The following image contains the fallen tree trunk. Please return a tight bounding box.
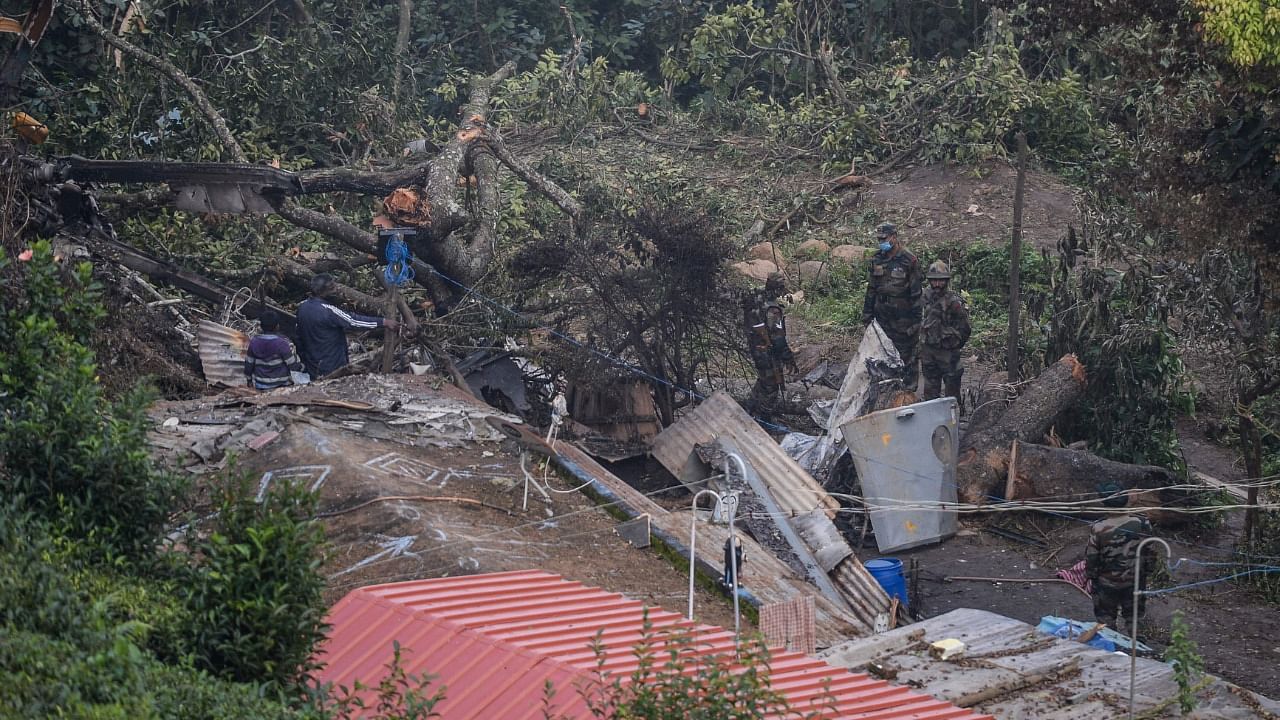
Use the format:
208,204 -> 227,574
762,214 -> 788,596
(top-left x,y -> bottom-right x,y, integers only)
957,354 -> 1087,504
1006,440 -> 1192,525
1006,440 -> 1178,505
101,237 -> 296,330
963,354 -> 1087,453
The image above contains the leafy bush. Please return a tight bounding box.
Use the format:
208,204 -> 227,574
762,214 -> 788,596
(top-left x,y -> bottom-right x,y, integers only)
568,619 -> 830,719
179,470 -> 328,694
0,241 -> 184,560
316,641 -> 446,720
1042,225 -> 1191,467
0,506 -> 307,720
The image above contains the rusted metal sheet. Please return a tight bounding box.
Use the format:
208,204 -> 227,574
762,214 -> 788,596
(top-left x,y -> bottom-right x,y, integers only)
316,570 -> 990,720
652,392 -> 891,633
819,608 -> 1280,719
196,319 -> 249,388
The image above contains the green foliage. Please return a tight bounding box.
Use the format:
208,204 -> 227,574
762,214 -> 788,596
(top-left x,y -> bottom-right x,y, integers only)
0,506 -> 307,720
734,40 -> 1118,173
1195,0 -> 1280,67
1163,610 -> 1205,715
0,241 -> 184,560
1042,224 -> 1191,467
179,470 -> 328,694
573,620 -> 822,719
317,641 -> 445,720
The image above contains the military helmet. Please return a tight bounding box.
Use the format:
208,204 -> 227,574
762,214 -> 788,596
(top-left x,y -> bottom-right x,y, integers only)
874,222 -> 897,240
926,260 -> 952,280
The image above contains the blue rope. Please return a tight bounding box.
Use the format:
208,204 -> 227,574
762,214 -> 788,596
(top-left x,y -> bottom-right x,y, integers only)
384,233 -> 415,287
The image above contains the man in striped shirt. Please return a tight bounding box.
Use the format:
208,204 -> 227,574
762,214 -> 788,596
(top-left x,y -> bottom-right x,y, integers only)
244,309 -> 305,390
296,274 -> 399,379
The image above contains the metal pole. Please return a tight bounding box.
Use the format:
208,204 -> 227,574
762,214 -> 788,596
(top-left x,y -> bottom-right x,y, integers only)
688,488 -> 723,621
724,453 -> 750,644
1129,537 -> 1170,719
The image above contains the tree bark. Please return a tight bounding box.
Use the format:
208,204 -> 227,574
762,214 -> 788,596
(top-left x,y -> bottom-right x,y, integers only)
967,370 -> 1012,434
957,354 -> 1088,504
1005,440 -> 1178,507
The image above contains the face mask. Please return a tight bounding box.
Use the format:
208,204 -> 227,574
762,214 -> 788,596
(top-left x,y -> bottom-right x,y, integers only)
879,241 -> 892,253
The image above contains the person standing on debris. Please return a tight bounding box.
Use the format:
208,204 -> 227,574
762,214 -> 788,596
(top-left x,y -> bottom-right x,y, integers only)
920,260 -> 971,402
1085,514 -> 1156,629
862,222 -> 923,386
743,272 -> 798,423
297,273 -> 399,379
244,309 -> 306,390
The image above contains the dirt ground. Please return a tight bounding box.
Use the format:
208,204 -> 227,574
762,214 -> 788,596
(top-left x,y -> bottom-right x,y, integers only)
867,161 -> 1081,252
158,388 -> 745,634
887,416 -> 1280,700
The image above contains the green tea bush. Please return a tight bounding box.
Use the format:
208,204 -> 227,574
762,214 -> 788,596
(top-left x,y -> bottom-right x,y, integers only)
179,471 -> 328,693
0,241 -> 184,560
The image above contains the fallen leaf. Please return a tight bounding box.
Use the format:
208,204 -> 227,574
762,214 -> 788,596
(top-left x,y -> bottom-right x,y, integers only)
18,248 -> 33,262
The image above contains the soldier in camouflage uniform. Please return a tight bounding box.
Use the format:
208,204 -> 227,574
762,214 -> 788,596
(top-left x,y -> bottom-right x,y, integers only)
862,223 -> 923,384
920,261 -> 971,402
1085,514 -> 1156,627
743,272 -> 797,423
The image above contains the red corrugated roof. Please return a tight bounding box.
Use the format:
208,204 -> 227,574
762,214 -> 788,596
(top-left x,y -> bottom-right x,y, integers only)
315,570 -> 990,720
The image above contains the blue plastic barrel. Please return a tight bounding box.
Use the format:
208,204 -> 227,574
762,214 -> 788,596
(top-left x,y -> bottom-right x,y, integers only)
865,558 -> 908,606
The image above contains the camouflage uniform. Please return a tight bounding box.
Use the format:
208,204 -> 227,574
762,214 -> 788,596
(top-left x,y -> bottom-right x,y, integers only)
743,279 -> 795,422
862,248 -> 922,380
920,284 -> 971,402
1085,515 -> 1155,625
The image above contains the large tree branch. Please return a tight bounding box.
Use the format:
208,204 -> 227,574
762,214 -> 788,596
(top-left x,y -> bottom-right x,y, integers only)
418,61 -> 515,242
270,196 -> 451,300
485,129 -> 581,220
297,161 -> 433,195
71,0 -> 248,163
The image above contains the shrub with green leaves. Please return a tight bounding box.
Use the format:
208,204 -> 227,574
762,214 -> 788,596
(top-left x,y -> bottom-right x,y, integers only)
568,618 -> 830,719
0,241 -> 184,560
179,471 -> 328,694
0,505 -> 308,720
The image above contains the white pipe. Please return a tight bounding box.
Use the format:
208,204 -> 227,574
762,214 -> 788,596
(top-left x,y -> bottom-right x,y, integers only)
1129,537 -> 1171,719
724,453 -> 749,645
688,488 -> 723,621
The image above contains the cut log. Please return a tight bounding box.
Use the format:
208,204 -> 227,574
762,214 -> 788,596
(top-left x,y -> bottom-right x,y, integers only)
962,354 -> 1087,453
1005,440 -> 1179,506
956,354 -> 1087,504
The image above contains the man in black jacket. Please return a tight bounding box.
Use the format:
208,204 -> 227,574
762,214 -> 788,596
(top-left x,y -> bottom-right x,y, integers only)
296,274 -> 399,379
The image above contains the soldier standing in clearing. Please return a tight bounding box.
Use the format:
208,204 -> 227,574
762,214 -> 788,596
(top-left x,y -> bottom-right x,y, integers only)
1085,514 -> 1156,628
862,222 -> 923,386
743,272 -> 798,423
920,260 -> 971,402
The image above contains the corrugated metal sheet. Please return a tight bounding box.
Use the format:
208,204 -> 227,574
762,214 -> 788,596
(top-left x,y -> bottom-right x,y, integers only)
315,570 -> 990,720
197,319 -> 249,388
545,439 -> 864,645
653,392 -> 840,514
820,608 -> 1280,719
652,392 -> 892,632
